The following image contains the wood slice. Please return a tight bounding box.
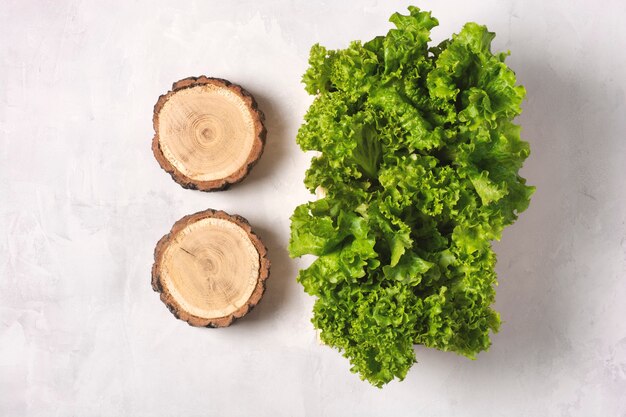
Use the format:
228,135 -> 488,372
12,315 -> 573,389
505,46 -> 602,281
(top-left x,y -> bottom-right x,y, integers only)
152,76 -> 266,191
152,209 -> 270,327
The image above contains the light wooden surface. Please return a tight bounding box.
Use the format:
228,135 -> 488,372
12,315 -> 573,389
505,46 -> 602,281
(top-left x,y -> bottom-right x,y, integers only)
152,77 -> 266,191
152,209 -> 270,327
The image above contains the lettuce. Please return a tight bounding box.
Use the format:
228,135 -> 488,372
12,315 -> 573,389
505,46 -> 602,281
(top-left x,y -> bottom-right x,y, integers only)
289,6 -> 534,387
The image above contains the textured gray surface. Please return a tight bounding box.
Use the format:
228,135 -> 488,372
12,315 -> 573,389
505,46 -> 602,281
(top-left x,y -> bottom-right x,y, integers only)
1,0 -> 625,416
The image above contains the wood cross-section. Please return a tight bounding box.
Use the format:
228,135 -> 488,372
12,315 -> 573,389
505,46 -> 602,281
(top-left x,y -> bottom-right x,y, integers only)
152,209 -> 270,327
152,76 -> 266,191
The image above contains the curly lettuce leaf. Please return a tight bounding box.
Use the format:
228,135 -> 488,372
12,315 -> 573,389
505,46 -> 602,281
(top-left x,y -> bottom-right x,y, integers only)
290,6 -> 534,388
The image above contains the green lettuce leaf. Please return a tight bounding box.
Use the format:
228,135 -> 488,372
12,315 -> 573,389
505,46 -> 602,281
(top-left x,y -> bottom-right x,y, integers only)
289,6 -> 534,388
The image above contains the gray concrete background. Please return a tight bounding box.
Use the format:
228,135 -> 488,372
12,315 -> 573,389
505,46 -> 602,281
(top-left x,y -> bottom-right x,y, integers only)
1,0 -> 625,415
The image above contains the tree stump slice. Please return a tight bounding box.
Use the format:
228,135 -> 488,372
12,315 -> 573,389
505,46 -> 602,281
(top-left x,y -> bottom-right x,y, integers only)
152,76 -> 266,191
152,209 -> 270,327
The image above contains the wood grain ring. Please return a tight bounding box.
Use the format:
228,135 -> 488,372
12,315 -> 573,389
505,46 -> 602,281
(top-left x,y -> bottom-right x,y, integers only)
152,76 -> 266,191
152,209 -> 270,327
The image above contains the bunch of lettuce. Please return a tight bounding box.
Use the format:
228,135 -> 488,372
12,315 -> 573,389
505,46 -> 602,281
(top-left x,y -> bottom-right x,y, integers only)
289,6 -> 534,387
